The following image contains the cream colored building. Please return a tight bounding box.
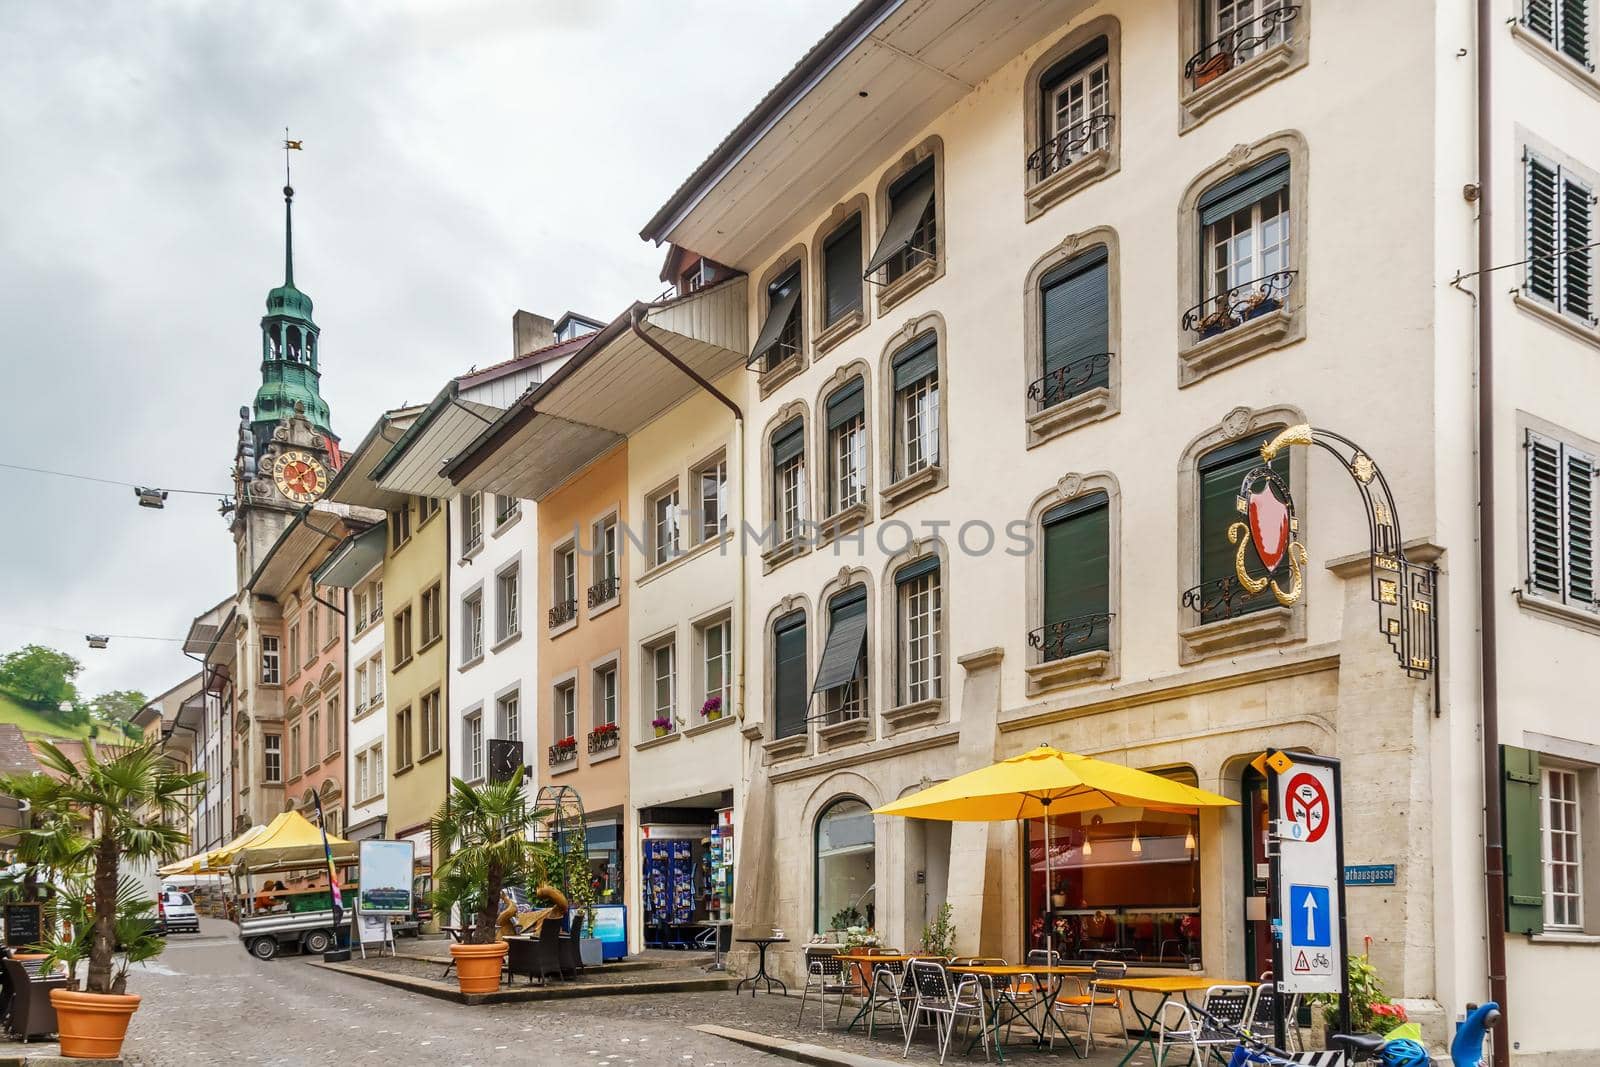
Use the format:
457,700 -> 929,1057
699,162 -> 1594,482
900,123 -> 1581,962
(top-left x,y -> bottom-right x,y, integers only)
636,1 -> 1600,1061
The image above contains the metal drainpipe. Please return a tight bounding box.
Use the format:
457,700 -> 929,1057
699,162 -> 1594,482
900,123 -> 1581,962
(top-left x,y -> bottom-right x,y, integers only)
1474,1 -> 1510,1061
627,305 -> 749,752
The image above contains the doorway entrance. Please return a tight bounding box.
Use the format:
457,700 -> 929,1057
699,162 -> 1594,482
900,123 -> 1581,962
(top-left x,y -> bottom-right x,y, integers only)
1242,766 -> 1271,978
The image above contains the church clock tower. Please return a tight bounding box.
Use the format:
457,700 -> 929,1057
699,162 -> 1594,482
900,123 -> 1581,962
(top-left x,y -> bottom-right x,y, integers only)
231,178 -> 341,579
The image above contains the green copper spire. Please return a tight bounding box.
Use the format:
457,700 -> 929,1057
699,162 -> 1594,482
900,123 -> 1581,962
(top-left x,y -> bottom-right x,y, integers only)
253,176 -> 333,440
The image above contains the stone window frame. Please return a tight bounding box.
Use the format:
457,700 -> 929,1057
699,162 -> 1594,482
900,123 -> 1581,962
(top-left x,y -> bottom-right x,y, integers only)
810,195 -> 873,356
1175,130 -> 1309,387
762,594 -> 815,761
460,701 -> 486,783
1023,226 -> 1121,449
812,359 -> 875,542
549,669 -> 579,774
756,245 -> 810,399
1514,128 -> 1600,349
458,577 -> 486,669
1175,404 -> 1309,664
1510,2 -> 1600,102
589,651 -> 622,744
814,566 -> 877,750
1024,472 -> 1122,696
1022,15 -> 1123,221
877,312 -> 951,515
1176,0 -> 1311,133
1515,410 -> 1600,635
760,400 -> 813,572
807,784 -> 881,936
872,136 -> 947,314
880,536 -> 951,735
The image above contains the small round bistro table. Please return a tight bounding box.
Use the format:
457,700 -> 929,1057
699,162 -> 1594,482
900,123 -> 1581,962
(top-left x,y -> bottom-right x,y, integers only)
733,937 -> 790,997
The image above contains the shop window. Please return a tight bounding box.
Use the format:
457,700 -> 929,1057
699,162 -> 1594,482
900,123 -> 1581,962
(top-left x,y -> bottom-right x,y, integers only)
1023,768 -> 1202,965
815,797 -> 876,933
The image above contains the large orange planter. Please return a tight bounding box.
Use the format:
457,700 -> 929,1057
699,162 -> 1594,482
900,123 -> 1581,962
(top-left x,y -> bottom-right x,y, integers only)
449,942 -> 507,995
50,989 -> 141,1060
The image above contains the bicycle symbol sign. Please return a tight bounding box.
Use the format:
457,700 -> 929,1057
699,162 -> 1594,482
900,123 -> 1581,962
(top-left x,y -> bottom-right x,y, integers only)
1285,772 -> 1331,843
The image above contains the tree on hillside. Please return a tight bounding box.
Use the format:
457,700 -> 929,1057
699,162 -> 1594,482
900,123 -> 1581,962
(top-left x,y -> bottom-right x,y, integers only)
90,689 -> 147,724
0,645 -> 82,709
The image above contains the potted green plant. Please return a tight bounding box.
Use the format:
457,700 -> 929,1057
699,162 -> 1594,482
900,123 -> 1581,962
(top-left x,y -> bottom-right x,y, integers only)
920,902 -> 955,959
0,741 -> 204,1060
547,832 -> 602,966
428,768 -> 550,996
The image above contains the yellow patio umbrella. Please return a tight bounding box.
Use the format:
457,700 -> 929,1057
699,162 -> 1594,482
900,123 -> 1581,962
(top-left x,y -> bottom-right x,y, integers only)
874,745 -> 1236,956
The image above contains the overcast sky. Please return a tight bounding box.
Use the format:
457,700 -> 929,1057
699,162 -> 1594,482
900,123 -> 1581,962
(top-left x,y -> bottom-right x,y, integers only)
0,0 -> 852,701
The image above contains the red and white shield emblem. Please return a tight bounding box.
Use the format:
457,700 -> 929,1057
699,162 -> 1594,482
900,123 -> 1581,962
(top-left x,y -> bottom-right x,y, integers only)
1247,482 -> 1290,572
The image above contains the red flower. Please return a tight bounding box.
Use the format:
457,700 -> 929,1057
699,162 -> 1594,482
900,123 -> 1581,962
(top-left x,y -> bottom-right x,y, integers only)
1372,1003 -> 1407,1022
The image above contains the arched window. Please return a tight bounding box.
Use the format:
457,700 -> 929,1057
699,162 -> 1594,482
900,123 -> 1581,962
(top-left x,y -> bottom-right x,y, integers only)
1194,431 -> 1289,622
816,586 -> 868,724
822,378 -> 867,516
815,797 -> 875,932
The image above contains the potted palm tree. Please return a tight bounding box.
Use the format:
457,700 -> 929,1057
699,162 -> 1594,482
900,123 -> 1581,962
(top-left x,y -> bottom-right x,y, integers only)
429,768 -> 549,996
0,741 -> 204,1060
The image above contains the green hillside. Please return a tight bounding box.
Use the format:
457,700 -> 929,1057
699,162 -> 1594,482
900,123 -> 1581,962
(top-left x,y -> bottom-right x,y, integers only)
0,689 -> 138,744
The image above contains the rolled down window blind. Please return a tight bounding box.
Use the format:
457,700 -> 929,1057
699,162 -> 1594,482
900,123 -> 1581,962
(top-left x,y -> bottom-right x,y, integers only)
823,217 -> 863,325
772,612 -> 808,739
771,418 -> 804,467
891,333 -> 938,391
813,587 -> 868,694
826,378 -> 865,431
1198,153 -> 1290,227
1041,245 -> 1110,382
866,162 -> 935,276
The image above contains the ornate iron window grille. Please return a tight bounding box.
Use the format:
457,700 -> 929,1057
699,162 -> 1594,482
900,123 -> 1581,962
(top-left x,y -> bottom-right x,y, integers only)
547,740 -> 577,766
1183,6 -> 1300,89
1027,352 -> 1113,412
1027,612 -> 1115,663
586,576 -> 619,608
1182,270 -> 1297,340
1026,115 -> 1115,183
586,726 -> 619,754
548,599 -> 577,628
1182,575 -> 1279,625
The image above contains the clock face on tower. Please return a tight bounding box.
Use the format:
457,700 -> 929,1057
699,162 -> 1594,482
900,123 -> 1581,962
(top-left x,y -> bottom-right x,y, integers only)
271,450 -> 328,503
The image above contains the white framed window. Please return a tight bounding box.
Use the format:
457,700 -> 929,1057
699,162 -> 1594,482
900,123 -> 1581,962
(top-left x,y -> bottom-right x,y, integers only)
596,665 -> 618,727
420,688 -> 441,757
355,751 -> 368,802
1043,52 -> 1109,173
260,635 -> 280,686
465,710 -> 484,782
462,493 -> 484,552
289,725 -> 302,779
326,695 -> 339,753
354,588 -> 370,633
650,484 -> 681,566
372,580 -> 383,619
648,640 -> 677,731
369,743 -> 384,797
771,419 -> 807,544
1209,0 -> 1293,62
553,543 -> 577,623
496,690 -> 520,743
355,663 -> 370,710
825,380 -> 867,514
700,618 -> 731,715
596,517 -> 618,584
495,494 -> 521,527
897,561 -> 943,705
898,375 -> 938,478
287,623 -> 301,676
463,591 -> 484,663
1207,187 -> 1290,301
263,734 -> 282,783
695,456 -> 728,543
370,653 -> 384,706
554,681 -> 577,741
393,606 -> 413,663
1543,766 -> 1585,929
497,564 -> 521,642
307,712 -> 320,766
420,583 -> 442,645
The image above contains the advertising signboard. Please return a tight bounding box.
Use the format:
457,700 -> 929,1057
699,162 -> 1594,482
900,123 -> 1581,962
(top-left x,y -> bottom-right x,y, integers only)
358,840 -> 415,916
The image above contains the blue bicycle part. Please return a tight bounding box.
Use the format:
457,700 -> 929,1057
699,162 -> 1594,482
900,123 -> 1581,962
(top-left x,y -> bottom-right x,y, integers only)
1381,1037 -> 1429,1067
1450,1002 -> 1500,1067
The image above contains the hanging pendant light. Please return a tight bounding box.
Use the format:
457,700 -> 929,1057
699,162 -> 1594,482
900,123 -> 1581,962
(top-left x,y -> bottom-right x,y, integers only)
1184,828 -> 1197,851
1081,833 -> 1093,857
1130,829 -> 1143,854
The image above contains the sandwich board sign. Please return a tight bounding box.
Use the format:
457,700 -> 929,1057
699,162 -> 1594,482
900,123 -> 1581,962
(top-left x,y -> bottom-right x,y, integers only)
1267,751 -> 1350,1046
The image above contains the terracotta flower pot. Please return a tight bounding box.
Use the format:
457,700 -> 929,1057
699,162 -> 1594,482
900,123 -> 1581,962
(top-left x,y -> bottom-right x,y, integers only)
450,941 -> 507,995
50,989 -> 141,1060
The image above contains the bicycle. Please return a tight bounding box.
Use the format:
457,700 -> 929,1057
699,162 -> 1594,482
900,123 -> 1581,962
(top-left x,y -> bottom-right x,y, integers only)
1209,1000 -> 1501,1067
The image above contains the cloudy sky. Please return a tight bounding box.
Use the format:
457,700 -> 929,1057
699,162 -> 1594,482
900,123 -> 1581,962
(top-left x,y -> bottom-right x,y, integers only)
0,0 -> 852,701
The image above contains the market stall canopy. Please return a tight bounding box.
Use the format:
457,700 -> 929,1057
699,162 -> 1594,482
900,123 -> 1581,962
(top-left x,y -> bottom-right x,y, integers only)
161,820 -> 270,876
230,809 -> 355,871
873,745 -> 1238,822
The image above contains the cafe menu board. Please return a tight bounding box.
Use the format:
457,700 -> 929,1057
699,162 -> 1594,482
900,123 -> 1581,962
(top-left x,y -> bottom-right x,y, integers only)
3,903 -> 41,949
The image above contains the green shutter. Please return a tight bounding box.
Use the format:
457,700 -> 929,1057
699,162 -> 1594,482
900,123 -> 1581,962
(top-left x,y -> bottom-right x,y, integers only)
824,217 -> 863,326
1565,440 -> 1596,606
1559,0 -> 1590,66
1501,745 -> 1545,935
892,334 -> 938,390
1562,175 -> 1594,321
1527,0 -> 1556,42
1041,247 -> 1110,386
1042,496 -> 1109,648
773,614 -> 808,739
1198,434 -> 1289,619
1527,430 -> 1565,598
1527,154 -> 1561,304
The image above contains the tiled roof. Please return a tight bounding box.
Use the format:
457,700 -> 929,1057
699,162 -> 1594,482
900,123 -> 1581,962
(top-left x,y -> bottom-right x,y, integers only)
455,332 -> 594,388
0,724 -> 39,777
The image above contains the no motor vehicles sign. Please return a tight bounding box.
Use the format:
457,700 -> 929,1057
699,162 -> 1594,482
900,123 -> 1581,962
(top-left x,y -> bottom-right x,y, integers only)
1273,757 -> 1345,997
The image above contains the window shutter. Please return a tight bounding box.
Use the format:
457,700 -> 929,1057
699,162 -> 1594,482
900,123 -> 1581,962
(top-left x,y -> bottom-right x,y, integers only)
1527,154 -> 1561,303
771,419 -> 804,467
1197,434 -> 1289,614
1501,745 -> 1546,935
1041,246 -> 1110,381
1042,496 -> 1110,646
826,378 -> 865,431
1198,153 -> 1290,227
892,334 -> 938,390
1559,0 -> 1591,66
1526,0 -> 1556,42
1562,175 -> 1594,321
895,555 -> 940,586
1527,429 -> 1566,598
750,280 -> 801,367
1564,441 -> 1596,606
865,162 -> 935,276
813,591 -> 868,694
773,614 -> 808,739
823,217 -> 863,325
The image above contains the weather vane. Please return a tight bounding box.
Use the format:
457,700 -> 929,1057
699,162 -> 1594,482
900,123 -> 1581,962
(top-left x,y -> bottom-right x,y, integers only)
283,127 -> 303,188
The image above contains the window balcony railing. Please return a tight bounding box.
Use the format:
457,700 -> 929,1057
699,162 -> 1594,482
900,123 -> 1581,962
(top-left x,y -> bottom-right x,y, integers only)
353,614 -> 369,635
368,606 -> 383,627
1182,575 -> 1279,625
1027,612 -> 1114,663
497,499 -> 521,525
548,599 -> 577,628
586,575 -> 619,608
463,533 -> 482,556
1027,352 -> 1113,412
1181,271 -> 1297,341
587,724 -> 620,754
1184,6 -> 1300,90
547,738 -> 578,767
1026,115 -> 1115,184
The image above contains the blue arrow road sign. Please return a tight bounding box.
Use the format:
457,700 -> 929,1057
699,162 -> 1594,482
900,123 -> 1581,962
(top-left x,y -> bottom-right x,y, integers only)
1290,884 -> 1331,947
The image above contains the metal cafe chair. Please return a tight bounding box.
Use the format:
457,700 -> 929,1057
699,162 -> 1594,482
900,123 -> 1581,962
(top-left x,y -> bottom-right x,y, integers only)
796,949 -> 851,1032
1053,958 -> 1130,1051
865,957 -> 914,1039
1157,983 -> 1254,1064
904,959 -> 990,1064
